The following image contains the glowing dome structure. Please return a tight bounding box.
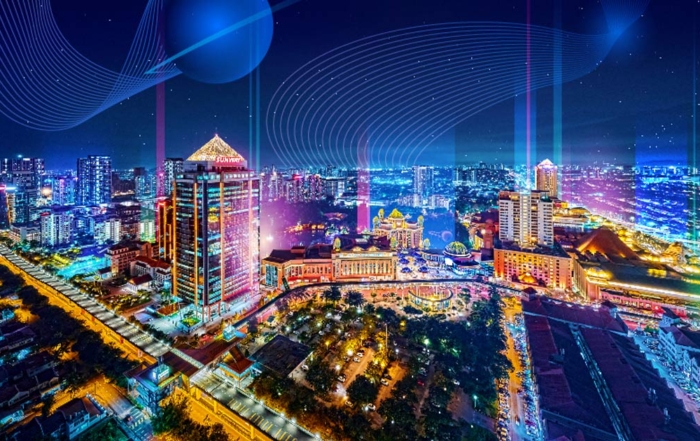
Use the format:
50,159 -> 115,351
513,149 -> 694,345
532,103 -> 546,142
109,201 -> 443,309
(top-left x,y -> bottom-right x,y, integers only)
444,241 -> 469,257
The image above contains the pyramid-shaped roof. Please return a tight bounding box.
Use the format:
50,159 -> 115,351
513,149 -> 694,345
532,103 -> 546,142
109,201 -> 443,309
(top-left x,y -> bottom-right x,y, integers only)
575,227 -> 639,260
186,134 -> 246,164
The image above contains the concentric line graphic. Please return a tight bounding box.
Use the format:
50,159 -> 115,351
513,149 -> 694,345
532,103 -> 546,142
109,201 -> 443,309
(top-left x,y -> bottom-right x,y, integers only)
267,0 -> 650,168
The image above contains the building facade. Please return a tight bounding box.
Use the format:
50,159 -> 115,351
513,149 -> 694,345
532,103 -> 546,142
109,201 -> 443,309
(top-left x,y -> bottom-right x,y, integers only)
412,165 -> 434,199
173,135 -> 260,323
262,235 -> 396,291
163,158 -> 184,197
535,159 -> 558,198
77,155 -> 112,205
372,208 -> 424,249
494,245 -> 572,290
40,209 -> 73,247
107,241 -> 152,275
498,190 -> 553,247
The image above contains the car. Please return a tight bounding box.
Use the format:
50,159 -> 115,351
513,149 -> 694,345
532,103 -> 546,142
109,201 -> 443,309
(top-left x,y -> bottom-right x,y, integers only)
345,401 -> 353,407
319,330 -> 324,335
452,379 -> 460,386
366,404 -> 376,411
338,375 -> 346,382
301,364 -> 309,371
353,357 -> 361,363
381,379 -> 390,386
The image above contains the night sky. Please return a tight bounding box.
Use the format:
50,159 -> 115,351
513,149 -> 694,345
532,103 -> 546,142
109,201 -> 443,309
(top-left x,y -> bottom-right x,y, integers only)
0,0 -> 697,169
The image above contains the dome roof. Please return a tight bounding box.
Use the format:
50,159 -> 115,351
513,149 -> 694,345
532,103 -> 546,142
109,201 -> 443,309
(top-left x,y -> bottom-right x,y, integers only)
518,273 -> 537,285
444,241 -> 468,256
388,208 -> 404,219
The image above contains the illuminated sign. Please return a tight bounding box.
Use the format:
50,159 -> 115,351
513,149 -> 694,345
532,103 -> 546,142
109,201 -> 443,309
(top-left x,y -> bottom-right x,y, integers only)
215,156 -> 246,167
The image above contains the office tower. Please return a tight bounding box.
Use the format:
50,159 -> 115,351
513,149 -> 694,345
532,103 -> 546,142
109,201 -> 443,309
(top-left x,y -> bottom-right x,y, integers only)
1,157 -> 44,224
77,156 -> 112,205
498,190 -> 553,246
173,135 -> 260,323
1,157 -> 45,189
133,167 -> 150,200
163,158 -> 184,196
535,158 -> 558,198
49,176 -> 77,206
412,165 -> 435,198
40,208 -> 73,247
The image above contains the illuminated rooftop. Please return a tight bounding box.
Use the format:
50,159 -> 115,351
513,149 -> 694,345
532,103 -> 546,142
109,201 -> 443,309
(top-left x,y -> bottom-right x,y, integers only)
186,134 -> 246,163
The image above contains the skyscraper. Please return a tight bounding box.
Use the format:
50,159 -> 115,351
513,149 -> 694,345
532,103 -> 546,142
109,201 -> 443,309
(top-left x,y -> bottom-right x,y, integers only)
77,156 -> 112,206
163,158 -> 184,197
172,135 -> 260,323
498,190 -> 553,246
535,159 -> 558,198
412,165 -> 435,199
1,157 -> 44,189
1,157 -> 44,224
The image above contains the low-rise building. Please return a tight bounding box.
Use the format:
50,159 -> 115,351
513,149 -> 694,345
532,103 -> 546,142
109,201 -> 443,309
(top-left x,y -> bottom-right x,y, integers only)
130,256 -> 171,289
106,241 -> 152,275
262,234 -> 396,291
659,322 -> 700,387
494,242 -> 572,290
17,396 -> 107,440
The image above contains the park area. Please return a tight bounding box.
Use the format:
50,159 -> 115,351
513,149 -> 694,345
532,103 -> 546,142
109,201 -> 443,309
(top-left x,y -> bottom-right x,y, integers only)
242,283 -> 511,441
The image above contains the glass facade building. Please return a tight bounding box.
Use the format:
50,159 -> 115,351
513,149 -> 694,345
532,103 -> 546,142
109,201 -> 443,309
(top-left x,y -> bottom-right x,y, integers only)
173,136 -> 260,323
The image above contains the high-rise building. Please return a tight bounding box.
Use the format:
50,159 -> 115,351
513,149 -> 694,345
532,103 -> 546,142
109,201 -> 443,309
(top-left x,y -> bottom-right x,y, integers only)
173,135 -> 260,323
535,159 -> 558,198
163,158 -> 184,196
498,190 -> 553,247
1,157 -> 44,224
49,176 -> 77,206
412,165 -> 435,198
40,208 -> 73,247
1,157 -> 45,189
77,156 -> 112,205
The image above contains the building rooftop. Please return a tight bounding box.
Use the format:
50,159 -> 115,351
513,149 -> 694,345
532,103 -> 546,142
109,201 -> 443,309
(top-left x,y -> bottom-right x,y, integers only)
523,296 -> 627,333
186,134 -> 246,163
659,325 -> 700,349
497,241 -> 570,258
524,315 -> 616,437
221,346 -> 254,375
582,328 -> 700,441
252,335 -> 311,377
575,228 -> 639,261
133,256 -> 170,270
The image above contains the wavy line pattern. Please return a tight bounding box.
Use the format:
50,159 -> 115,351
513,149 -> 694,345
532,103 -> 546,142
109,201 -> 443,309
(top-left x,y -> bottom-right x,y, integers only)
267,0 -> 650,168
0,0 -> 178,131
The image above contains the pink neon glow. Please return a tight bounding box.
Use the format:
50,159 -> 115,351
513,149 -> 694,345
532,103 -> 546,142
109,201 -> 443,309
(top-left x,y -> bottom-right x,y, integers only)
526,0 -> 531,187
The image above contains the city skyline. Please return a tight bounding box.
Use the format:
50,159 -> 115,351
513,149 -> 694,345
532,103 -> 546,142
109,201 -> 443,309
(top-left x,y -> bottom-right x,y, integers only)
2,1 -> 700,441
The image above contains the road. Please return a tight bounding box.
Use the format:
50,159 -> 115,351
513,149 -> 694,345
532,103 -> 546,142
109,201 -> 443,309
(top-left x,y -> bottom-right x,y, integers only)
0,245 -> 169,361
192,369 -> 315,441
502,299 -> 536,441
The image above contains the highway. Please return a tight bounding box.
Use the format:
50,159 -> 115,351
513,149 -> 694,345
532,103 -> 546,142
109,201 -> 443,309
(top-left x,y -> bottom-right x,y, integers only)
0,244 -> 170,360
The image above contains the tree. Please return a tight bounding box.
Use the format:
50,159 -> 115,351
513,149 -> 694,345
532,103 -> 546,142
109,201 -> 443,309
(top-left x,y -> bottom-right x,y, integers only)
344,290 -> 365,308
322,285 -> 342,304
306,362 -> 336,395
347,376 -> 378,405
152,397 -> 187,435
